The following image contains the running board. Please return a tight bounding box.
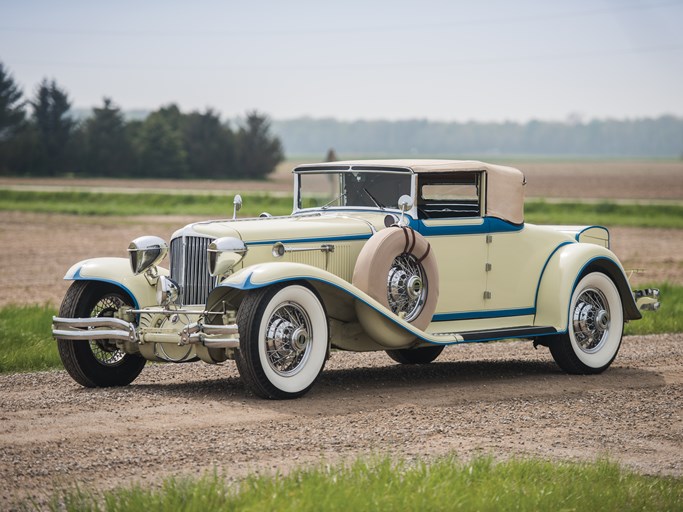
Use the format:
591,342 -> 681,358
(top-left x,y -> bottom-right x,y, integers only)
432,325 -> 557,343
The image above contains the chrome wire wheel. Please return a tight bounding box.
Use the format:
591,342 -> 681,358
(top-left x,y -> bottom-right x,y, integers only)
387,253 -> 427,321
88,294 -> 126,366
549,272 -> 624,375
264,301 -> 313,377
572,287 -> 610,354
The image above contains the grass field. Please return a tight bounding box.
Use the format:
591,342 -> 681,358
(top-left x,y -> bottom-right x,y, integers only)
0,304 -> 59,373
1,189 -> 682,228
0,283 -> 676,375
46,456 -> 682,512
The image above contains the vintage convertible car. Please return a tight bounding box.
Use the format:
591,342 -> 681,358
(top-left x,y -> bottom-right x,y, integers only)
52,160 -> 659,399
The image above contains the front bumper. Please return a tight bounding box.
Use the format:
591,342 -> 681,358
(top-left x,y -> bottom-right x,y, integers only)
52,315 -> 240,349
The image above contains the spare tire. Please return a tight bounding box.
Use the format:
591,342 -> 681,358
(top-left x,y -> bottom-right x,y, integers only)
352,225 -> 439,331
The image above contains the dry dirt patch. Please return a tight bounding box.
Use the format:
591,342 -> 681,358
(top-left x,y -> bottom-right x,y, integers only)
1,159 -> 681,200
0,212 -> 679,307
0,334 -> 681,509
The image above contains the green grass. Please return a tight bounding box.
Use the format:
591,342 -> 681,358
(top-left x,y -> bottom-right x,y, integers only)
0,190 -> 294,217
0,282 -> 678,374
2,189 -> 683,228
0,304 -> 61,373
45,456 -> 682,512
525,200 -> 683,229
625,282 -> 682,335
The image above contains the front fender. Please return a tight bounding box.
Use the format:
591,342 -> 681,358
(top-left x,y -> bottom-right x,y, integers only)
535,244 -> 640,331
208,263 -> 461,347
65,257 -> 168,309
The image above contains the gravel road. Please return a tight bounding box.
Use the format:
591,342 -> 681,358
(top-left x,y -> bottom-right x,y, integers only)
1,333 -> 681,509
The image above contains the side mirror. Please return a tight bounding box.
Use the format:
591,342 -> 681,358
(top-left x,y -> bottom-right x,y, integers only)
398,194 -> 413,212
233,194 -> 242,220
397,194 -> 413,226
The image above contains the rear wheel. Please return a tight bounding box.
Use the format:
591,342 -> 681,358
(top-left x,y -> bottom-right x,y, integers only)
57,281 -> 146,387
549,272 -> 624,374
386,345 -> 444,364
235,283 -> 328,399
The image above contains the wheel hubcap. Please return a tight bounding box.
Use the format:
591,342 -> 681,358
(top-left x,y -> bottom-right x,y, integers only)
265,302 -> 313,376
387,254 -> 427,321
89,295 -> 126,366
572,288 -> 610,353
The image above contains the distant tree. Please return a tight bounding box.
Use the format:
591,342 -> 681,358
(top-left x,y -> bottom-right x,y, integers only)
181,109 -> 236,179
80,97 -> 134,177
30,79 -> 75,175
0,62 -> 26,142
235,111 -> 283,179
325,148 -> 338,162
0,62 -> 28,174
134,104 -> 188,178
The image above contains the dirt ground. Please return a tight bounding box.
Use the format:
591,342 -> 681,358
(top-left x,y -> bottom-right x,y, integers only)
0,334 -> 681,509
0,162 -> 681,509
0,211 -> 680,308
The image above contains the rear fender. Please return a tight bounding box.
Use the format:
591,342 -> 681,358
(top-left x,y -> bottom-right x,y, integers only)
535,244 -> 640,331
64,257 -> 168,309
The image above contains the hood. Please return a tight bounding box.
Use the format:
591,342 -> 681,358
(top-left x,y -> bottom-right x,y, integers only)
172,213 -> 377,245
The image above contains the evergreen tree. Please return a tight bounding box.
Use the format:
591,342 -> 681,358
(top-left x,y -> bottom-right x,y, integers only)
0,62 -> 26,142
181,109 -> 236,179
235,111 -> 283,179
134,104 -> 188,178
30,79 -> 74,175
0,62 -> 28,174
82,97 -> 134,177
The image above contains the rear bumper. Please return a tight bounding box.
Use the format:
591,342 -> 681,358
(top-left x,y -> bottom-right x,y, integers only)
634,288 -> 660,311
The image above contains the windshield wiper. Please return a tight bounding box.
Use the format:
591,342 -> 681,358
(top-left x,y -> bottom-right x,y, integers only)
321,192 -> 346,209
363,188 -> 385,210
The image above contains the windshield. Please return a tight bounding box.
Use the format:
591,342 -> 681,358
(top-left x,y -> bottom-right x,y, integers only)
298,171 -> 412,210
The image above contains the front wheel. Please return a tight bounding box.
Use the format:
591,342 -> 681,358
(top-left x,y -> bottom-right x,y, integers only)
549,272 -> 624,374
235,283 -> 329,399
57,281 -> 146,387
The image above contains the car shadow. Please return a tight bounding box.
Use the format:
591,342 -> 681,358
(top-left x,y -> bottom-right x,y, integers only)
127,358 -> 666,414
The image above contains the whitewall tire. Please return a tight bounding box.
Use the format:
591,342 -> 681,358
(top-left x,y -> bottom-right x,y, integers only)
235,283 -> 328,399
549,272 -> 624,374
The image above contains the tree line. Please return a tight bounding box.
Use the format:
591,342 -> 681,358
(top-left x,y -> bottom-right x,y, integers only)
272,116 -> 683,157
0,62 -> 284,179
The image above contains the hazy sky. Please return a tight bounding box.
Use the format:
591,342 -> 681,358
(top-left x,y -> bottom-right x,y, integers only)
1,0 -> 682,122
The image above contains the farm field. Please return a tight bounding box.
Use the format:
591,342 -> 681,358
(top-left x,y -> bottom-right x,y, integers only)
0,158 -> 681,509
1,158 -> 682,200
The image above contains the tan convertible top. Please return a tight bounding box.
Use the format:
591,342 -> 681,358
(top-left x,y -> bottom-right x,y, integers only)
295,159 -> 526,225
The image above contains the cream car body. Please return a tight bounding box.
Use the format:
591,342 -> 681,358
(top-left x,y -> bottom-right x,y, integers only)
52,160 -> 658,399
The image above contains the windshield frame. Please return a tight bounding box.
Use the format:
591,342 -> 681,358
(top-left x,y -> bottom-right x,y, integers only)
293,167 -> 417,215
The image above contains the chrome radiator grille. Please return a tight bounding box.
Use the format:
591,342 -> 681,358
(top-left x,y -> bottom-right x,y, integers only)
170,236 -> 216,305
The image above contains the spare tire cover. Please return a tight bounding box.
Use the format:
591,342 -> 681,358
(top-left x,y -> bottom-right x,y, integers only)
352,225 -> 439,331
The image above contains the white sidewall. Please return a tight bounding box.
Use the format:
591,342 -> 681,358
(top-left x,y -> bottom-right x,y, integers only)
257,285 -> 328,394
569,273 -> 623,369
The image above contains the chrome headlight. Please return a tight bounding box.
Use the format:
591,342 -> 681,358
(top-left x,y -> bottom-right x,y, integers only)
208,237 -> 248,276
128,236 -> 168,275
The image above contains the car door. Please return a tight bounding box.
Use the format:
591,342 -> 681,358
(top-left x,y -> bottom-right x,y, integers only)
415,172 -> 489,319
